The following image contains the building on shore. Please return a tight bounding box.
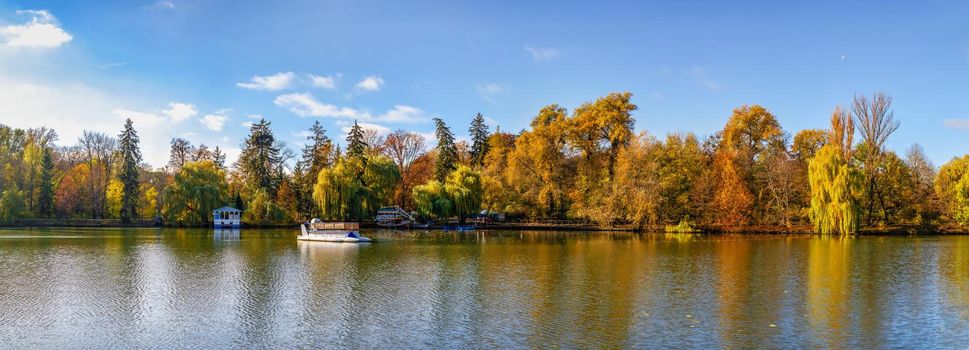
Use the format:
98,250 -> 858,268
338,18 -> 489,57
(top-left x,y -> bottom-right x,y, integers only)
213,206 -> 242,228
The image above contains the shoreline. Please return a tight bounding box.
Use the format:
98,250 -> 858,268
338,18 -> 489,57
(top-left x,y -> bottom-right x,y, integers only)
1,220 -> 967,235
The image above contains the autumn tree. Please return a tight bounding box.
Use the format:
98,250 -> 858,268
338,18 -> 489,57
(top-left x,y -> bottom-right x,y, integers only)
904,144 -> 938,224
507,105 -> 571,218
191,144 -> 213,162
117,119 -> 142,222
809,107 -> 862,234
655,133 -> 707,224
602,133 -> 661,228
792,129 -> 828,161
383,129 -> 428,209
480,130 -> 520,214
852,92 -> 899,225
167,138 -> 193,172
935,155 -> 969,226
78,131 -> 117,219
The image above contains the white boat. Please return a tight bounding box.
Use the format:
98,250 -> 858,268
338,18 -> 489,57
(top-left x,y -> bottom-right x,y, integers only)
298,219 -> 372,243
374,206 -> 415,228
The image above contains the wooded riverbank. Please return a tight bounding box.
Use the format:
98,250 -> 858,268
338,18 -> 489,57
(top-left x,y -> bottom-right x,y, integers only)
2,219 -> 967,235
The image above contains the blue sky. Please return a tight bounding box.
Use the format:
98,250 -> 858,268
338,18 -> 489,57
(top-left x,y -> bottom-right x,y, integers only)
1,0 -> 969,167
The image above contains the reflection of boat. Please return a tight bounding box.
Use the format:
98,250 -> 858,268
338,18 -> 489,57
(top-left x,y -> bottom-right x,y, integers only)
374,206 -> 415,228
298,219 -> 372,243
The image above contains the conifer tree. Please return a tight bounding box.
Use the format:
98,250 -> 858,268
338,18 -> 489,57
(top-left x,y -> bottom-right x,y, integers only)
212,146 -> 227,169
301,121 -> 334,176
433,118 -> 457,182
238,118 -> 282,197
37,147 -> 55,218
469,113 -> 490,168
345,121 -> 367,161
118,118 -> 142,222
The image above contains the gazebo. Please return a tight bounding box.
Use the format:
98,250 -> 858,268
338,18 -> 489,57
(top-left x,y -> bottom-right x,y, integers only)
213,206 -> 242,228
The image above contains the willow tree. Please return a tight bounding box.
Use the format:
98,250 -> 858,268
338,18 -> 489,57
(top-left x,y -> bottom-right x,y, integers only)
412,180 -> 452,221
162,160 -> 228,225
444,165 -> 483,222
935,155 -> 969,227
412,165 -> 483,222
313,155 -> 400,221
809,108 -> 862,234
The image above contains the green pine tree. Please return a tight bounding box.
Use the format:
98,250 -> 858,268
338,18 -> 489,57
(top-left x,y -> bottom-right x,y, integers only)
118,118 -> 142,222
433,118 -> 457,182
238,118 -> 282,197
345,120 -> 367,160
37,147 -> 55,218
469,113 -> 490,168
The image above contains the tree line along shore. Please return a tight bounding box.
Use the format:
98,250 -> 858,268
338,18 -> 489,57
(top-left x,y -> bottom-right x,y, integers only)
1,91 -> 969,235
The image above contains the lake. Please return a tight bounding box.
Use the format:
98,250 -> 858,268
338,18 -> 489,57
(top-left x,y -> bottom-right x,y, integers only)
0,228 -> 967,348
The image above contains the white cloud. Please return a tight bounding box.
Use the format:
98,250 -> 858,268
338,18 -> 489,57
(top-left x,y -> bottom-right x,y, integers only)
943,119 -> 969,130
114,108 -> 165,127
274,92 -> 426,123
241,121 -> 254,128
524,45 -> 559,61
1,10 -> 73,48
355,75 -> 384,92
0,75 -> 186,167
162,102 -> 198,122
309,73 -> 339,89
274,92 -> 364,119
200,112 -> 229,131
378,105 -> 426,123
341,122 -> 391,140
236,72 -> 295,91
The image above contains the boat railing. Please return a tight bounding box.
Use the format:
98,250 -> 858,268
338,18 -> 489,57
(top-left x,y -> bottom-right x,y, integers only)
310,222 -> 360,230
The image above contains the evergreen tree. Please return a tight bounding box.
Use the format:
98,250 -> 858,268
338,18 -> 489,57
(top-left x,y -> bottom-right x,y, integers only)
118,118 -> 142,222
300,121 -> 334,177
212,146 -> 227,168
469,113 -> 490,168
433,117 -> 457,182
237,118 -> 282,197
37,147 -> 55,218
345,120 -> 367,160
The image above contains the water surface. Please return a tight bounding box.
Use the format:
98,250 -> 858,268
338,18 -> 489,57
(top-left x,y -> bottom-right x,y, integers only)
0,228 -> 967,348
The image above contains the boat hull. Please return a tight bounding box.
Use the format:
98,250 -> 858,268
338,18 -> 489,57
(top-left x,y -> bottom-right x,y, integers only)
297,234 -> 371,243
